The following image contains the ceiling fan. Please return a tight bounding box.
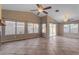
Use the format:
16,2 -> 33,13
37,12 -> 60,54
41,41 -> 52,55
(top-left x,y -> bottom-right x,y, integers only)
30,4 -> 52,15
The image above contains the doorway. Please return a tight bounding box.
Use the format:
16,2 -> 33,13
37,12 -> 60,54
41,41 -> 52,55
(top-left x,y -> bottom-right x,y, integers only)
49,23 -> 56,37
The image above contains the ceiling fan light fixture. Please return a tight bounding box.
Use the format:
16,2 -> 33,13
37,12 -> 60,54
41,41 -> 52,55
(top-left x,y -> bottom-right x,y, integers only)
64,18 -> 68,22
37,8 -> 43,12
63,14 -> 69,22
31,4 -> 52,15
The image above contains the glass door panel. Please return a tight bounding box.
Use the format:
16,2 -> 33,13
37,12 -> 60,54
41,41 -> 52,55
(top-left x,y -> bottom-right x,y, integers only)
49,23 -> 56,37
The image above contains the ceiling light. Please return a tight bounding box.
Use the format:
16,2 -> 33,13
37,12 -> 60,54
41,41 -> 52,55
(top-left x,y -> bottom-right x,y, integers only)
37,8 -> 43,12
64,13 -> 70,22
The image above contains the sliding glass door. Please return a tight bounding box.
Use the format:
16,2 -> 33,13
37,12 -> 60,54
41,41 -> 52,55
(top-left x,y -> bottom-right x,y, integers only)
49,23 -> 56,37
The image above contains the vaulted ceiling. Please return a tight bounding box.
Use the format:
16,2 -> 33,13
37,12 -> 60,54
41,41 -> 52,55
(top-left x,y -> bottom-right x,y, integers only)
2,4 -> 79,22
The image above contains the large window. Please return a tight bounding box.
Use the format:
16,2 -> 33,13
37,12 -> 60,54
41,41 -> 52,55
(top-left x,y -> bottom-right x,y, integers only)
27,23 -> 33,33
64,24 -> 78,33
17,22 -> 25,34
70,24 -> 78,33
64,24 -> 70,33
34,24 -> 39,33
49,23 -> 56,36
53,24 -> 56,35
49,23 -> 53,36
5,21 -> 16,35
27,23 -> 39,33
42,24 -> 46,33
0,26 -> 1,32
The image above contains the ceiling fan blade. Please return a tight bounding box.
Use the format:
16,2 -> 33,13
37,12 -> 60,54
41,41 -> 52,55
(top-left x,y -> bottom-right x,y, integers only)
43,6 -> 52,10
36,4 -> 40,8
37,12 -> 40,15
36,4 -> 43,9
43,11 -> 48,14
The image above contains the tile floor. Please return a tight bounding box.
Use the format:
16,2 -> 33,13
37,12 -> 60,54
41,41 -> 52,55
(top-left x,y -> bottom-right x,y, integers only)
0,36 -> 79,55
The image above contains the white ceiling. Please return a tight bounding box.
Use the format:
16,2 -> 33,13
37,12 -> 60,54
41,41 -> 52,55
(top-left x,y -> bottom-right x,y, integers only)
2,4 -> 79,22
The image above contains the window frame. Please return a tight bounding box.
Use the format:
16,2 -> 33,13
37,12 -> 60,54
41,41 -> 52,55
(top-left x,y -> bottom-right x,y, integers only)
70,24 -> 78,33
27,23 -> 34,33
33,23 -> 39,33
42,24 -> 46,33
64,24 -> 70,33
5,20 -> 16,35
64,23 -> 79,34
16,22 -> 25,34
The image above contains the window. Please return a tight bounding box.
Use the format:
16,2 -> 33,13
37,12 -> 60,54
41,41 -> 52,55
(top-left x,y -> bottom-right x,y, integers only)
27,23 -> 33,33
49,24 -> 56,36
64,24 -> 79,33
0,26 -> 2,36
27,23 -> 39,33
42,24 -> 46,33
17,22 -> 25,34
64,24 -> 70,33
49,24 -> 53,32
49,23 -> 53,36
70,24 -> 78,33
34,24 -> 39,33
5,21 -> 16,35
53,24 -> 56,35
